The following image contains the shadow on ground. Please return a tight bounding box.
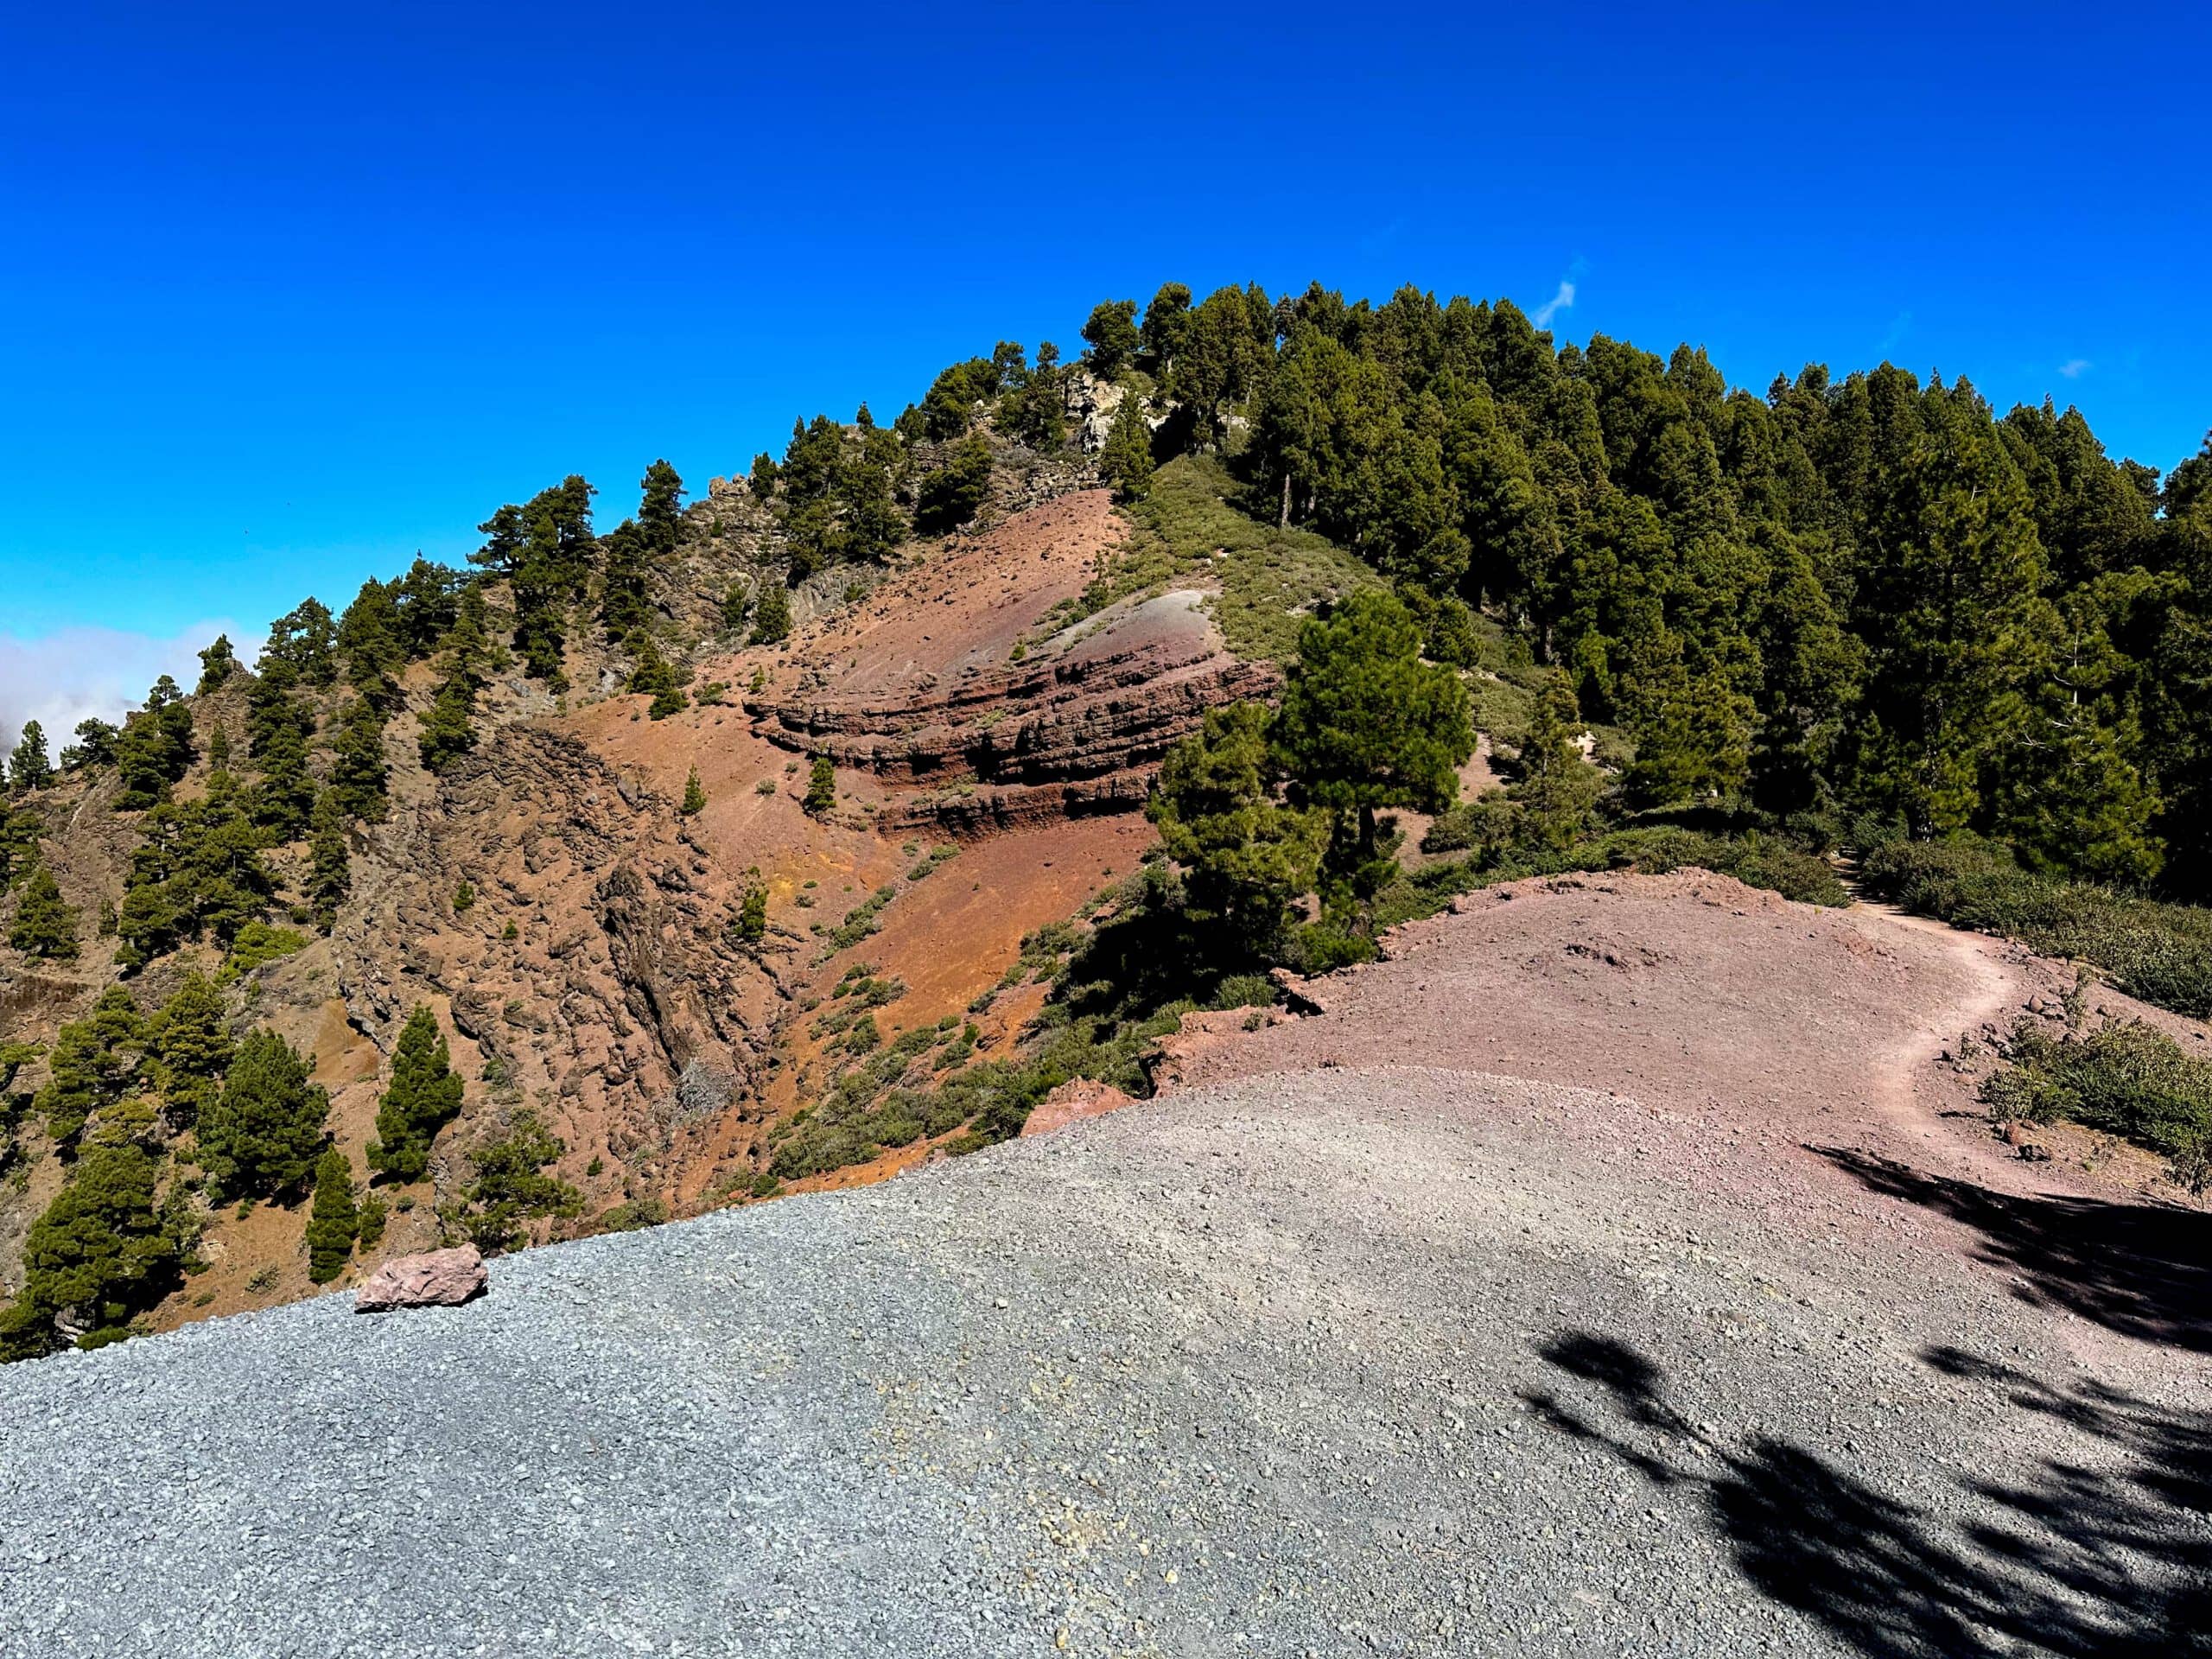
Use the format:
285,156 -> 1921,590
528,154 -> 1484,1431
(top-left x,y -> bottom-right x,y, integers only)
1813,1146 -> 2212,1354
1522,1332 -> 2212,1656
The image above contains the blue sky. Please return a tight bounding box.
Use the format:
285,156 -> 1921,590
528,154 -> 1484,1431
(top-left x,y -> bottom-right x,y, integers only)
2,1 -> 2206,728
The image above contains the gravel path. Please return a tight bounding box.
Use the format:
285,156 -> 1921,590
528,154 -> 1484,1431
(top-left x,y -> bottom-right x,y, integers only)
3,1068 -> 2204,1657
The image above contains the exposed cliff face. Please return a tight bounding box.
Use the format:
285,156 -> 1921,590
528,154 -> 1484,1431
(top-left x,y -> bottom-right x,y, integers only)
0,478 -> 1267,1338
747,493 -> 1277,831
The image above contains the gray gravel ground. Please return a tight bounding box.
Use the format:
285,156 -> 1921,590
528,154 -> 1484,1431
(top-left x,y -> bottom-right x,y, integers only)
2,1068 -> 2205,1657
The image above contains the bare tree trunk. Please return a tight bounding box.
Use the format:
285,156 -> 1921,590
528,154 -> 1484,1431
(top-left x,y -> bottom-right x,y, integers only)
1281,472 -> 1292,531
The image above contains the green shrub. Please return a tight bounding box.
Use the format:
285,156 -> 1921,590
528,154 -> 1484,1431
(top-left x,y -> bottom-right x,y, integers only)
219,920 -> 307,981
1860,835 -> 2212,1018
1982,1016 -> 2212,1191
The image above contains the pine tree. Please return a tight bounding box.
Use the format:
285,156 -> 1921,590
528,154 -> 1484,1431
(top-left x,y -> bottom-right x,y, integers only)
1510,671 -> 1605,849
914,437 -> 994,536
1149,703 -> 1330,955
207,721 -> 232,770
33,987 -> 145,1147
681,766 -> 706,816
111,681 -> 195,809
261,598 -> 338,685
1099,395 -> 1154,501
365,1005 -> 463,1182
308,788 -> 350,931
327,697 -> 390,822
734,874 -> 768,945
471,502 -> 525,574
245,671 -> 315,841
626,636 -> 688,719
8,864 -> 79,960
0,802 -> 39,891
803,756 -> 836,816
149,971 -> 232,1131
416,678 -> 477,772
64,717 -> 119,770
1272,590 -> 1473,917
639,459 -> 684,553
751,581 -> 791,645
196,634 -> 238,692
304,1147 -> 359,1282
391,556 -> 461,655
336,578 -> 406,706
8,721 -> 54,793
600,518 -> 652,639
10,1142 -> 181,1353
196,1027 -> 328,1201
458,1110 -> 578,1254
1080,299 -> 1141,375
418,588 -> 495,772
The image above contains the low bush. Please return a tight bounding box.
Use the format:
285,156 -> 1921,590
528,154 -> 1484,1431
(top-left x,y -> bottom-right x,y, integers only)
1860,835 -> 2212,1019
1982,1015 -> 2212,1192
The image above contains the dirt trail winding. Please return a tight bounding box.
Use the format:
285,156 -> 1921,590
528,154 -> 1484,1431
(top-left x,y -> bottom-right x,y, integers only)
1157,869 -> 2208,1312
1840,897 -> 2028,1185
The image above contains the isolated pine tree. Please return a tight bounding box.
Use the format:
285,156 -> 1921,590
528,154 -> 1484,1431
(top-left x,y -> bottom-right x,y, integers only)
734,871 -> 768,945
680,766 -> 707,816
196,633 -> 238,692
638,460 -> 684,553
366,1005 -> 463,1182
803,756 -> 836,816
8,864 -> 79,960
8,721 -> 54,793
305,1147 -> 359,1282
197,1028 -> 328,1201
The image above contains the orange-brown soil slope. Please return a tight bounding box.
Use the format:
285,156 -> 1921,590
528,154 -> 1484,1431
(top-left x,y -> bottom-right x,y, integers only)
1,486 -> 1270,1336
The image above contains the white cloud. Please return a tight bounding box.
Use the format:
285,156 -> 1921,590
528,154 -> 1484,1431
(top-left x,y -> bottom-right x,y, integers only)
0,621 -> 250,754
2058,358 -> 2092,379
1532,280 -> 1577,328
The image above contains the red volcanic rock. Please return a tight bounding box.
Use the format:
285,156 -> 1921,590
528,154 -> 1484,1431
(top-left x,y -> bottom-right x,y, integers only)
755,588 -> 1278,816
354,1245 -> 488,1313
1021,1078 -> 1135,1138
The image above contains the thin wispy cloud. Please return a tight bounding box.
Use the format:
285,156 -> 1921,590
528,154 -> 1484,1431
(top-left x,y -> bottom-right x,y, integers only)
1532,279 -> 1577,328
1877,311 -> 1913,354
0,621 -> 247,753
2058,358 -> 2092,379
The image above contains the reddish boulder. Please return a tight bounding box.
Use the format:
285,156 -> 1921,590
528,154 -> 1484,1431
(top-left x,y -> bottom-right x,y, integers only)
354,1245 -> 488,1313
1021,1078 -> 1135,1138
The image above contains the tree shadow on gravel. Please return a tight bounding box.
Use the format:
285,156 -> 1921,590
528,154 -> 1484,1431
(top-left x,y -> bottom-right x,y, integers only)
1811,1146 -> 2212,1354
1521,1332 -> 2212,1657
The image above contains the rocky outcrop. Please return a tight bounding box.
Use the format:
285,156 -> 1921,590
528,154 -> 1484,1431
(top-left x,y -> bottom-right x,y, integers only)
1020,1077 -> 1135,1137
755,588 -> 1276,806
